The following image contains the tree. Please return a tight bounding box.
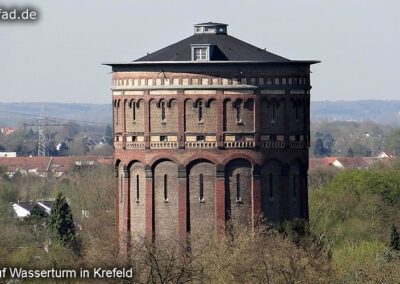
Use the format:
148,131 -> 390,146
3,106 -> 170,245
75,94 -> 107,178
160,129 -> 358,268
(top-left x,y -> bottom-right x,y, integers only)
313,138 -> 326,157
30,204 -> 47,219
383,129 -> 400,155
104,125 -> 113,145
390,224 -> 399,251
48,193 -> 76,248
347,148 -> 354,157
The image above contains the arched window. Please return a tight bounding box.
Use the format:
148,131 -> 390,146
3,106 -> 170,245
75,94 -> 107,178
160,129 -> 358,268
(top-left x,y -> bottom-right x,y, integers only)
271,99 -> 276,122
161,101 -> 166,122
115,101 -> 119,125
236,174 -> 241,202
269,173 -> 273,199
235,102 -> 241,122
133,102 -> 136,121
198,101 -> 203,122
163,174 -> 168,201
199,174 -> 204,201
136,174 -> 140,202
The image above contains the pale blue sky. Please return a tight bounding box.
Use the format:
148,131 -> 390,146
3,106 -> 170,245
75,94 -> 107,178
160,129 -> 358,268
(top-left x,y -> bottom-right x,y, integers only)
0,0 -> 399,103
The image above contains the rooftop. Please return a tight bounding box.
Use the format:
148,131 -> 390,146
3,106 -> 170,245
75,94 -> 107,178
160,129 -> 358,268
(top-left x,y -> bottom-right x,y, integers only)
105,22 -> 319,66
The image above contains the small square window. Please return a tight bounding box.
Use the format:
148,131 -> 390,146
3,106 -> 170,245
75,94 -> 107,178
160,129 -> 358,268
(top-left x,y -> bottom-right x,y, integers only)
160,136 -> 167,142
196,135 -> 205,142
194,48 -> 208,61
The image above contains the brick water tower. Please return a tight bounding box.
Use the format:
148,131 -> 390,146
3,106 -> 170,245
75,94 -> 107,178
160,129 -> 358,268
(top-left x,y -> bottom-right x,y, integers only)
105,22 -> 319,251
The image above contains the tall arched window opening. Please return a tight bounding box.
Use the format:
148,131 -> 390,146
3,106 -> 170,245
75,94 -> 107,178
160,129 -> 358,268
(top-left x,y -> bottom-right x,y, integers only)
198,101 -> 203,122
161,101 -> 166,122
163,174 -> 168,201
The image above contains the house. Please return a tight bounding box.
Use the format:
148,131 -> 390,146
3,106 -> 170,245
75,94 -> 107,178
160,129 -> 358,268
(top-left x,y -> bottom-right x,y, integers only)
0,152 -> 17,157
0,156 -> 113,178
0,127 -> 17,135
309,157 -> 371,170
11,200 -> 53,220
377,151 -> 396,159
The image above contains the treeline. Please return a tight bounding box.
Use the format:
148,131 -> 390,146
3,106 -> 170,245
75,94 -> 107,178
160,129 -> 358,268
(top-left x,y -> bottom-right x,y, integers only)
0,122 -> 113,156
1,163 -> 400,282
311,120 -> 400,157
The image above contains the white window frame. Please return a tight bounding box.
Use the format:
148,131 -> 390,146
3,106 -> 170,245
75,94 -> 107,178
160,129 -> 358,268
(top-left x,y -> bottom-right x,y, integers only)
191,44 -> 210,61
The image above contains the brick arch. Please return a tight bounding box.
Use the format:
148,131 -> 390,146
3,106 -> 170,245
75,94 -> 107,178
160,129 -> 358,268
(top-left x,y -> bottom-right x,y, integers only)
127,159 -> 146,170
156,98 -> 167,108
185,157 -> 217,170
184,97 -> 193,104
183,154 -> 219,167
148,156 -> 180,169
222,154 -> 256,166
168,98 -> 177,107
205,98 -> 216,107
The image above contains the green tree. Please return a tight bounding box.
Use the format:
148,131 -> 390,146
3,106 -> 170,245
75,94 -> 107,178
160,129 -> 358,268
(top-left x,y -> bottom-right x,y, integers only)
347,148 -> 354,157
390,224 -> 400,251
48,193 -> 76,248
383,129 -> 400,155
313,138 -> 325,157
30,204 -> 47,219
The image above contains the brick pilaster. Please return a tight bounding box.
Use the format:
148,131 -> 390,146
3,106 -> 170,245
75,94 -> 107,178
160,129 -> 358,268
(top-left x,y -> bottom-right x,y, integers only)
251,164 -> 262,231
178,91 -> 185,149
115,164 -> 120,248
177,165 -> 187,242
122,96 -> 126,149
281,164 -> 290,221
145,166 -> 153,239
215,164 -> 225,233
144,97 -> 150,149
122,166 -> 130,255
254,93 -> 261,148
216,91 -> 224,148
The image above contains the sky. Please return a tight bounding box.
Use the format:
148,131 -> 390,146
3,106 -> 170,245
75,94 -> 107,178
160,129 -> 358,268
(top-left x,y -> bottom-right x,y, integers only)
0,0 -> 399,103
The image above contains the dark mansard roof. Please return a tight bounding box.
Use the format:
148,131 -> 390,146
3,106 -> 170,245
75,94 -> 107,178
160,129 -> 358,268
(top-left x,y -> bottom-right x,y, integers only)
104,22 -> 319,67
135,33 -> 289,62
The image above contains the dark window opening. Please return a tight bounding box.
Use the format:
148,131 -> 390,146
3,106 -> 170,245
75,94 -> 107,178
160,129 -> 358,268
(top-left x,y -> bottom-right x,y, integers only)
199,174 -> 204,202
115,106 -> 119,125
161,101 -> 166,122
235,135 -> 243,141
160,136 -> 167,142
132,102 -> 136,121
136,174 -> 140,202
235,174 -> 241,202
132,136 -> 137,142
271,100 -> 276,122
235,103 -> 241,122
198,101 -> 203,122
196,135 -> 205,142
163,174 -> 168,202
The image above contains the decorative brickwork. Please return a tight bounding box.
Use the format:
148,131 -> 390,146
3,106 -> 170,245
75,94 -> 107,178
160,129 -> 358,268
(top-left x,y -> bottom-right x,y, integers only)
107,22 -> 318,254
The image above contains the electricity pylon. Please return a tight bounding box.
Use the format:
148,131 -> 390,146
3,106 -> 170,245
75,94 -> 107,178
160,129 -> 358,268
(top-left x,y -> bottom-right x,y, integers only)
38,105 -> 46,156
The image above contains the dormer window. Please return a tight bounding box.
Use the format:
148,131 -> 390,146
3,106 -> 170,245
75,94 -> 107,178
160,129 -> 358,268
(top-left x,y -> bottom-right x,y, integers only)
195,48 -> 207,60
191,44 -> 210,61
